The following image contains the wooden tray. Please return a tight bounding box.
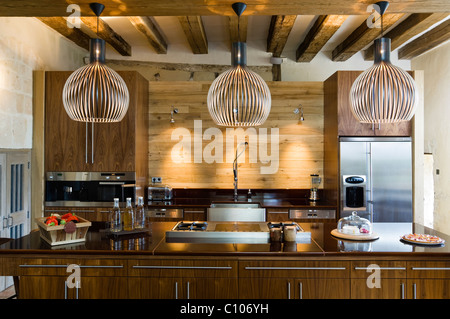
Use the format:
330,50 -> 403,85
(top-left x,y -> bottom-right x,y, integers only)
102,228 -> 150,238
36,216 -> 91,246
331,229 -> 379,241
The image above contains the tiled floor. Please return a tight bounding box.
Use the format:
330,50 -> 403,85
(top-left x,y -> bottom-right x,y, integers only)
0,286 -> 16,299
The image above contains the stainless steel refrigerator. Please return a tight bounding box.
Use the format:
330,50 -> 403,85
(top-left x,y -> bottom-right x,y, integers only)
339,137 -> 412,222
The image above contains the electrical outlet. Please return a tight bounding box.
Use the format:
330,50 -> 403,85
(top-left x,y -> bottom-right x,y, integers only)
152,177 -> 162,183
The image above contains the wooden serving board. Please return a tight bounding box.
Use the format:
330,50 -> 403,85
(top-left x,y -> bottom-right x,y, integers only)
331,229 -> 379,241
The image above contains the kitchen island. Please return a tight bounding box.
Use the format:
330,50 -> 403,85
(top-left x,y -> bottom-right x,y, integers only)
1,221 -> 449,299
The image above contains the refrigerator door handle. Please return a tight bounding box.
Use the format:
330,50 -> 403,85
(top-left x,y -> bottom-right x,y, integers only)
367,143 -> 374,223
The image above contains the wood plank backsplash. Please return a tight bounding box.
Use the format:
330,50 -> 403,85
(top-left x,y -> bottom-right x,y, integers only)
148,81 -> 324,189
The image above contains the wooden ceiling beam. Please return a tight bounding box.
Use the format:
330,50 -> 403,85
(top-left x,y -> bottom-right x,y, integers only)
332,13 -> 405,62
364,13 -> 449,60
37,17 -> 90,51
229,15 -> 248,44
267,15 -> 297,57
296,15 -> 348,62
178,16 -> 208,54
4,1 -> 450,17
398,18 -> 450,59
128,16 -> 167,54
80,17 -> 132,56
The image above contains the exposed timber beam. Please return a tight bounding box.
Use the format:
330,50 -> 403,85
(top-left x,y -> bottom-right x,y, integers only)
332,13 -> 405,61
105,59 -> 272,74
37,17 -> 90,51
296,15 -> 348,62
178,16 -> 208,54
4,1 -> 450,17
267,15 -> 297,57
81,16 -> 132,56
128,16 -> 168,54
364,13 -> 449,60
398,18 -> 450,59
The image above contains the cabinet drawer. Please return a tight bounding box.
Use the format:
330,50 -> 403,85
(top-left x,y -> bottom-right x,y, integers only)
183,208 -> 206,221
0,256 -> 20,276
408,261 -> 450,279
266,209 -> 289,222
239,261 -> 350,278
19,258 -> 126,277
289,209 -> 336,219
129,259 -> 238,278
351,261 -> 406,278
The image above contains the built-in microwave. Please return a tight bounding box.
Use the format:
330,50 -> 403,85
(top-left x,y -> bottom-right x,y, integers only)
45,172 -> 136,207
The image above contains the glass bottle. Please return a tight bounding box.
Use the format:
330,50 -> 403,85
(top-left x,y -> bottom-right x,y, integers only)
110,198 -> 122,232
123,197 -> 135,231
135,196 -> 146,229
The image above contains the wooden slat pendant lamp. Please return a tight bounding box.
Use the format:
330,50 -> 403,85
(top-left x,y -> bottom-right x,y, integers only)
63,2 -> 129,123
207,2 -> 271,127
350,1 -> 418,124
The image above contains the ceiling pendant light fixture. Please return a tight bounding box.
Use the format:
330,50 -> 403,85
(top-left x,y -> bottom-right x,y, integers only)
63,2 -> 129,123
207,2 -> 271,127
350,1 -> 418,124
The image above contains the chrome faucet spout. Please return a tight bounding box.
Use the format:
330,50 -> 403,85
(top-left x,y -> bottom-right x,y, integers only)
233,142 -> 248,201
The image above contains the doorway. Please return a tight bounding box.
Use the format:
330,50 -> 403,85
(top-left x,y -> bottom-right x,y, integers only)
0,150 -> 31,293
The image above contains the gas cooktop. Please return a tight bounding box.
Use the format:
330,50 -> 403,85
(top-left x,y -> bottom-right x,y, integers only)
165,221 -> 311,244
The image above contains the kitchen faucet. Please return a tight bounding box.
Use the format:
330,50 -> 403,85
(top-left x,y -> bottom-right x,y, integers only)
233,142 -> 248,201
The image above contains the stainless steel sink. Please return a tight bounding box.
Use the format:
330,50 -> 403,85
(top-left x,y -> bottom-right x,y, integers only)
207,202 -> 265,222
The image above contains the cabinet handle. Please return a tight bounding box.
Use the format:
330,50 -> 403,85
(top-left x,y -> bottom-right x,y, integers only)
64,281 -> 68,299
354,267 -> 406,270
245,266 -> 346,270
371,123 -> 381,131
99,182 -> 125,185
187,281 -> 190,299
413,283 -> 417,299
401,283 -> 405,299
132,265 -> 232,270
20,264 -> 68,268
287,281 -> 291,300
411,267 -> 450,271
299,282 -> 303,299
20,264 -> 123,269
79,265 -> 124,269
91,122 -> 94,164
175,281 -> 178,299
85,122 -> 88,164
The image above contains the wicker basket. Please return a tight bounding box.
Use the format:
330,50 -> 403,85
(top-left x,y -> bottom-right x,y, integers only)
36,216 -> 91,246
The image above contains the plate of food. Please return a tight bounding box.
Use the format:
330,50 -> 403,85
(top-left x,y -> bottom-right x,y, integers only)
401,233 -> 445,246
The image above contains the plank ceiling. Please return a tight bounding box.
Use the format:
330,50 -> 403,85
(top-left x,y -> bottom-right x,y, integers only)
2,0 -> 450,63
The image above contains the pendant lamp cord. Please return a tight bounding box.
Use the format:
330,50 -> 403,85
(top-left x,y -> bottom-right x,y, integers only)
237,13 -> 241,42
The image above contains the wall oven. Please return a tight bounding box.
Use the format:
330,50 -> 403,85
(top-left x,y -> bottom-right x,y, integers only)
45,172 -> 136,207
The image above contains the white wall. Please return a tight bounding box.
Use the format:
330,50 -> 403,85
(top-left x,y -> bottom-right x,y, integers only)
412,41 -> 450,234
0,17 -> 86,149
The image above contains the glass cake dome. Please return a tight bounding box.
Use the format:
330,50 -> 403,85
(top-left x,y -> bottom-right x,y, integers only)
337,211 -> 372,235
